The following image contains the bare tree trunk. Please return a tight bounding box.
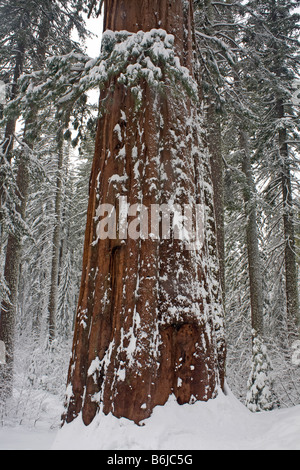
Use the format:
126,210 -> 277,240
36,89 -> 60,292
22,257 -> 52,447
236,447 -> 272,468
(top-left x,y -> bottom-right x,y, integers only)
240,129 -> 264,336
64,0 -> 225,426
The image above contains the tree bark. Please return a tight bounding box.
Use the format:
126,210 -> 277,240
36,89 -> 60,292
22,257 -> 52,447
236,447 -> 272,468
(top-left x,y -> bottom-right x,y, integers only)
64,0 -> 225,426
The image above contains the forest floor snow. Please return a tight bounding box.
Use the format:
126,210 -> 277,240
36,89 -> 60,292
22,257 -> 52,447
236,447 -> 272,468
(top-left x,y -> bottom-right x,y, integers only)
1,387 -> 300,450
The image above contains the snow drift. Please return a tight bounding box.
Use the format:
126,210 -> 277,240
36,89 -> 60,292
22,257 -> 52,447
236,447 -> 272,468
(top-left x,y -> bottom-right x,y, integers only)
52,387 -> 300,450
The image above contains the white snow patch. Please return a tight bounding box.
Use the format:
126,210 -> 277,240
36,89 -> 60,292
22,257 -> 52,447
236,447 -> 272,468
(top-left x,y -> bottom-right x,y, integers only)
0,427 -> 56,451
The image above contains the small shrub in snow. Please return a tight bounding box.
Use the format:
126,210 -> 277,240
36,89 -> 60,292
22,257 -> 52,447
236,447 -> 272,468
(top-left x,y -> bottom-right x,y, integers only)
246,331 -> 274,413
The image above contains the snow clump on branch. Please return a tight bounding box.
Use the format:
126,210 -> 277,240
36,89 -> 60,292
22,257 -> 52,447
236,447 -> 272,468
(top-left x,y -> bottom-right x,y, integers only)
12,29 -> 198,117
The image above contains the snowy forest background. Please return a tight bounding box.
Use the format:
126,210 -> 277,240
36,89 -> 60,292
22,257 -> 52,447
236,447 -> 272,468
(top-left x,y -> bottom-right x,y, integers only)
0,0 -> 299,429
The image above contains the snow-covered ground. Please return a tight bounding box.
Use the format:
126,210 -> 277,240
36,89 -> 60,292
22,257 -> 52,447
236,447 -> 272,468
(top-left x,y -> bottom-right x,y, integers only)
1,387 -> 299,450
0,425 -> 56,450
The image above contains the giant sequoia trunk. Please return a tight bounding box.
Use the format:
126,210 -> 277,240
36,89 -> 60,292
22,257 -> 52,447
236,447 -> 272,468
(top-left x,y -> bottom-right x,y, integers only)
64,0 -> 225,426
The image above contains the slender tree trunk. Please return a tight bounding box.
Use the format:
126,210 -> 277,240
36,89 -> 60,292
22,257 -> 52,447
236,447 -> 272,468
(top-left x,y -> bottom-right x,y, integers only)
48,129 -> 64,343
207,103 -> 225,301
240,129 -> 264,336
64,0 -> 225,426
277,101 -> 299,333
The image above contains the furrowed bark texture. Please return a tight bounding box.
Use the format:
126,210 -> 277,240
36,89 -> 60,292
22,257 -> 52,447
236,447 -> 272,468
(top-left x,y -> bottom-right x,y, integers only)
64,0 -> 225,426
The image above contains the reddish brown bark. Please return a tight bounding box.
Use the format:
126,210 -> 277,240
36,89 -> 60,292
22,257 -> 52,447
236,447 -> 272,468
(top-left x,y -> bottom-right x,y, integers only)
64,0 -> 225,426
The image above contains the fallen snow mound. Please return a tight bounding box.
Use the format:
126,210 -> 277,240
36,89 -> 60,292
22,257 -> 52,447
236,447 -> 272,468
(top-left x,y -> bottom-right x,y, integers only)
52,387 -> 300,450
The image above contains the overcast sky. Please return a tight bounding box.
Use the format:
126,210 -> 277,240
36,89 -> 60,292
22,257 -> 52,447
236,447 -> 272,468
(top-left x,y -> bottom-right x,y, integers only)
85,15 -> 104,58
